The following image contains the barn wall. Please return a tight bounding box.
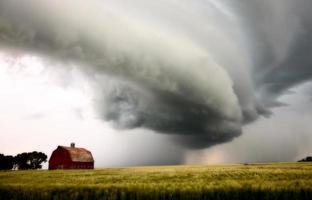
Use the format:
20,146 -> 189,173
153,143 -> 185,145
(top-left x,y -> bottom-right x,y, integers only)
49,147 -> 72,170
69,162 -> 94,169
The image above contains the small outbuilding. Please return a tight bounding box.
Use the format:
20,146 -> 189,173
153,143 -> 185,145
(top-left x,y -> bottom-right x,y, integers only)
49,143 -> 94,170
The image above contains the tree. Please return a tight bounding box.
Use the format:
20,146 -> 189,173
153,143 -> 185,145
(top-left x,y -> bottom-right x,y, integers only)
14,153 -> 31,170
14,151 -> 47,170
28,151 -> 48,169
0,154 -> 14,170
298,156 -> 312,162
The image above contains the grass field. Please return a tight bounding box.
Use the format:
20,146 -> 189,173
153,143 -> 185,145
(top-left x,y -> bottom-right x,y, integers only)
0,162 -> 311,200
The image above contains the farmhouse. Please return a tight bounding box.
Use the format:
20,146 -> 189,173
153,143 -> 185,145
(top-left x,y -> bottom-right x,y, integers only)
49,143 -> 94,170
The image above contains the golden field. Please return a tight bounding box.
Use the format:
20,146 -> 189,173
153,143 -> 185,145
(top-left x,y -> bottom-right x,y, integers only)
0,162 -> 311,200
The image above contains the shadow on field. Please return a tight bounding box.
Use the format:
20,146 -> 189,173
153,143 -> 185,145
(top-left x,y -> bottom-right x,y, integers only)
0,187 -> 311,200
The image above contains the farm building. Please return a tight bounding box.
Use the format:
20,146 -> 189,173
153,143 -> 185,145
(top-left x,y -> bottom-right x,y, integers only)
49,143 -> 94,170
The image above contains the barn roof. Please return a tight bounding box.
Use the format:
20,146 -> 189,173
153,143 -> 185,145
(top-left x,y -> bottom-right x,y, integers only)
59,146 -> 94,163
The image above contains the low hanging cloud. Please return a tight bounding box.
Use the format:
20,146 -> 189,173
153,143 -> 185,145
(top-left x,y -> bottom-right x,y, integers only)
0,0 -> 312,149
232,0 -> 312,106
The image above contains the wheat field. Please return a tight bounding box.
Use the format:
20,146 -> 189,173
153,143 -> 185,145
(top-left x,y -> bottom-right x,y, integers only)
0,162 -> 311,200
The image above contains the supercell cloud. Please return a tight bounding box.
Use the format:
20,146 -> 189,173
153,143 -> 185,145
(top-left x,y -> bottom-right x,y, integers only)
0,0 -> 311,149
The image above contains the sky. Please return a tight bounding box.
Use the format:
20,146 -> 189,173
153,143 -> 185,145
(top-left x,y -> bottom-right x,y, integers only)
0,0 -> 312,167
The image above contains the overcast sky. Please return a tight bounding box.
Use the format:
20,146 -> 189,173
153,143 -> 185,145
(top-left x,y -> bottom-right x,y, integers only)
0,0 -> 311,167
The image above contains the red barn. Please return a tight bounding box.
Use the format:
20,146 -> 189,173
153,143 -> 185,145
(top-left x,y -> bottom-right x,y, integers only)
49,143 -> 94,170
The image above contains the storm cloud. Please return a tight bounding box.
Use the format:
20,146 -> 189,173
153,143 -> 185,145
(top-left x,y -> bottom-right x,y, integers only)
0,0 -> 311,149
232,0 -> 312,106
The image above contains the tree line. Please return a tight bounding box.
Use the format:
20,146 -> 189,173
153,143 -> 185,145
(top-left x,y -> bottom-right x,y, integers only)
0,151 -> 47,170
298,156 -> 312,162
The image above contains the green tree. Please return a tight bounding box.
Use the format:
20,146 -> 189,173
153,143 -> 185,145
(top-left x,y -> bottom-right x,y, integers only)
0,154 -> 14,170
14,153 -> 30,170
14,152 -> 47,170
28,151 -> 48,169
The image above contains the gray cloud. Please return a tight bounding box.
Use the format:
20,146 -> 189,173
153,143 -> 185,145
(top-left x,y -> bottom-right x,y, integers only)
230,0 -> 312,104
193,82 -> 312,164
0,0 -> 312,149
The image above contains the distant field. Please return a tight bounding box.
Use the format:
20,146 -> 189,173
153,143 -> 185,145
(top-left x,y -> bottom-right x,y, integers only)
0,162 -> 311,200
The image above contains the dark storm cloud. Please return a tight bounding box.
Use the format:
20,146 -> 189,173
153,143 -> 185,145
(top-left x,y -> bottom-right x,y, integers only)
230,0 -> 312,105
96,81 -> 242,149
0,0 -> 312,149
261,29 -> 312,95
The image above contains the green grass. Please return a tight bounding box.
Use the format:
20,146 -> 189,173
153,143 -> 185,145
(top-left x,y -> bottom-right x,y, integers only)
0,162 -> 312,200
